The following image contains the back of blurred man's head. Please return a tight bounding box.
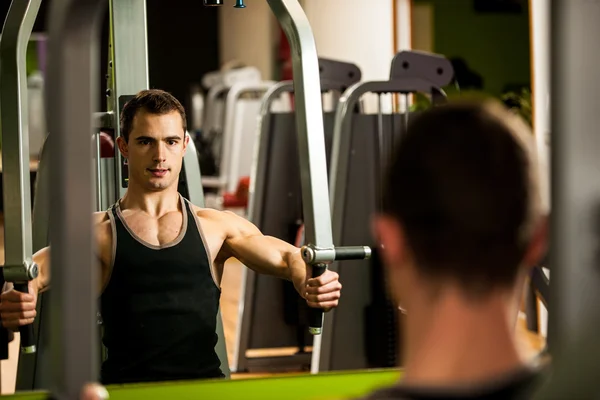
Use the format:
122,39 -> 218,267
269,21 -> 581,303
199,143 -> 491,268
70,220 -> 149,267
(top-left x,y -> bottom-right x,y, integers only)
373,99 -> 546,305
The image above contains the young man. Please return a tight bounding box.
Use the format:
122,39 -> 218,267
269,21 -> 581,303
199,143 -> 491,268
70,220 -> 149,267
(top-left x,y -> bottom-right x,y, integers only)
0,89 -> 342,385
365,100 -> 548,399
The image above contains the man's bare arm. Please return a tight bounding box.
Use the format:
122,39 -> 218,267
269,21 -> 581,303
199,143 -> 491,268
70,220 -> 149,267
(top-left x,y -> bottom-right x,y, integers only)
218,211 -> 302,280
30,211 -> 110,296
217,210 -> 341,308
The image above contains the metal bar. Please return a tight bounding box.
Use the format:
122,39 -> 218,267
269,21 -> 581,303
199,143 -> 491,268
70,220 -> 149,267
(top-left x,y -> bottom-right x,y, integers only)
219,81 -> 276,193
267,0 -> 333,373
0,0 -> 41,275
108,0 -> 149,200
233,81 -> 293,372
330,78 -> 439,245
45,0 -> 106,397
182,134 -> 206,208
204,83 -> 228,136
324,78 -> 440,372
247,81 -> 294,224
267,0 -> 333,251
238,75 -> 355,372
548,0 -> 600,354
17,135 -> 51,390
0,0 -> 43,389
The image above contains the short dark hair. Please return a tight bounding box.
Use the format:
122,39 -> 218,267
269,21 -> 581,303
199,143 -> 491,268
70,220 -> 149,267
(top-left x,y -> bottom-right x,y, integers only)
120,89 -> 187,142
382,100 -> 541,295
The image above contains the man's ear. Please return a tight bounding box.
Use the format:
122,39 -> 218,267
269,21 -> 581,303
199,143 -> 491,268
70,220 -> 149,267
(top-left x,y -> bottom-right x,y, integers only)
183,132 -> 190,153
116,136 -> 129,159
523,214 -> 549,268
371,214 -> 407,270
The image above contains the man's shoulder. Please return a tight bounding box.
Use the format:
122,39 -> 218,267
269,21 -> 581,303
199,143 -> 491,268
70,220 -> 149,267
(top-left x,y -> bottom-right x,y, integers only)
93,210 -> 110,225
188,202 -> 243,223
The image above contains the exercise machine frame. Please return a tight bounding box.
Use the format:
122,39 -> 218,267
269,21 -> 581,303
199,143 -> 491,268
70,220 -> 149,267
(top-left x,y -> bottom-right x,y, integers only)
44,0 -> 346,396
234,60 -> 362,373
323,52 -> 451,372
0,0 -> 44,390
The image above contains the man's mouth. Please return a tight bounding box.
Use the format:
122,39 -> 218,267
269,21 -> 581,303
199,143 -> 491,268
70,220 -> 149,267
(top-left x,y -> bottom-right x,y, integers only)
148,168 -> 169,177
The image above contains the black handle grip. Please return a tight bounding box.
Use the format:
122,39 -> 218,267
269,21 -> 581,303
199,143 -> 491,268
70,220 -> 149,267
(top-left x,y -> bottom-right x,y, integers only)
335,246 -> 371,261
14,283 -> 36,354
308,263 -> 327,335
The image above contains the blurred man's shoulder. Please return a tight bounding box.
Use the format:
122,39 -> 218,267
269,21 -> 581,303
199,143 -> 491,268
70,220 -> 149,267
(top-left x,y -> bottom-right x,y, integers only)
356,364 -> 549,400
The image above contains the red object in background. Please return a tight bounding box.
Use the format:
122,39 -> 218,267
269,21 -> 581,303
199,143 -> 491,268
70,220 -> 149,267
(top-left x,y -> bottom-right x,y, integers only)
278,28 -> 296,108
294,223 -> 305,247
222,176 -> 250,209
279,28 -> 293,81
100,131 -> 115,158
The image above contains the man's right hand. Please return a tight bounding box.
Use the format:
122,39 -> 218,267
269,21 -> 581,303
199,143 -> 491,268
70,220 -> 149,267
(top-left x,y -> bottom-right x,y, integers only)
0,281 -> 37,330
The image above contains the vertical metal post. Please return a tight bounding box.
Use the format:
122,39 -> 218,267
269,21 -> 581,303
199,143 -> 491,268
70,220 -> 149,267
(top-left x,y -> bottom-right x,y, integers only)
266,0 -> 333,373
0,0 -> 41,286
0,0 -> 45,389
266,0 -> 333,250
107,0 -> 149,199
548,0 -> 600,355
45,0 -> 106,397
531,0 -> 551,214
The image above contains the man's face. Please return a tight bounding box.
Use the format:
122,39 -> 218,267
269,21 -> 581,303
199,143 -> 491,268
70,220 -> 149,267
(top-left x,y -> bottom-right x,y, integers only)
117,110 -> 188,192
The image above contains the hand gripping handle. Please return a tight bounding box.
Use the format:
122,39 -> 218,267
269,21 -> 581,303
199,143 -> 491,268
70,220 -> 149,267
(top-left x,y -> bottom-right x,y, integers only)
308,263 -> 328,335
14,282 -> 36,354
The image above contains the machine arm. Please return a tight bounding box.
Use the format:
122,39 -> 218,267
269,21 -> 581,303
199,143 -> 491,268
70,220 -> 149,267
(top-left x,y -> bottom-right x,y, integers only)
0,0 -> 43,355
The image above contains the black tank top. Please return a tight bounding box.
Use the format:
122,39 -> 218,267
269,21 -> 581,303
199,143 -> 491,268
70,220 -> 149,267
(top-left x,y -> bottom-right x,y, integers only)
99,195 -> 223,384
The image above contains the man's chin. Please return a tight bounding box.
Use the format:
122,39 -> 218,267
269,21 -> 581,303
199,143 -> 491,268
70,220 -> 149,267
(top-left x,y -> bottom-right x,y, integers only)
142,178 -> 174,191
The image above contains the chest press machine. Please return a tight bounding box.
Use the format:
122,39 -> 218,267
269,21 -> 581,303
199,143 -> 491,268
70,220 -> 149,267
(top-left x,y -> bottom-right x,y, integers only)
0,0 -> 225,392
0,0 -> 371,397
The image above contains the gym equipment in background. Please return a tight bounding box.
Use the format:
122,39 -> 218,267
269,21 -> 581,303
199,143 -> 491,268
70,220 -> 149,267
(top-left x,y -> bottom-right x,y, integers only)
233,58 -> 362,373
11,0 -> 230,391
0,0 -> 44,390
202,78 -> 291,211
198,66 -> 264,182
321,50 -> 454,372
44,0 -> 372,397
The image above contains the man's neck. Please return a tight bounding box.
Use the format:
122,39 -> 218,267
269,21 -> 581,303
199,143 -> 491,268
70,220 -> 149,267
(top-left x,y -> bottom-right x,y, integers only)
401,290 -> 525,388
120,181 -> 180,217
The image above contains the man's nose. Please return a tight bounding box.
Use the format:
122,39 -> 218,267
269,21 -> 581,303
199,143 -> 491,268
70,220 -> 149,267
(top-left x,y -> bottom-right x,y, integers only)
153,142 -> 166,162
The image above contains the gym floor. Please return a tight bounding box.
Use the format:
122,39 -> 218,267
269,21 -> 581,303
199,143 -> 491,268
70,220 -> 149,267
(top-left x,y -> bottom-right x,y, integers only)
0,213 -> 547,393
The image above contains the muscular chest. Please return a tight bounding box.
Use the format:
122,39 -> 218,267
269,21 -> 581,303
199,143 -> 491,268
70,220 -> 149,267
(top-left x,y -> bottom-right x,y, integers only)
123,212 -> 183,247
116,211 -> 226,263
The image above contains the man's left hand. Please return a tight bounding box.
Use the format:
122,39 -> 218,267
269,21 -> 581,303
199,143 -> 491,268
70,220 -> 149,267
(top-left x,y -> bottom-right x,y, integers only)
291,266 -> 342,311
